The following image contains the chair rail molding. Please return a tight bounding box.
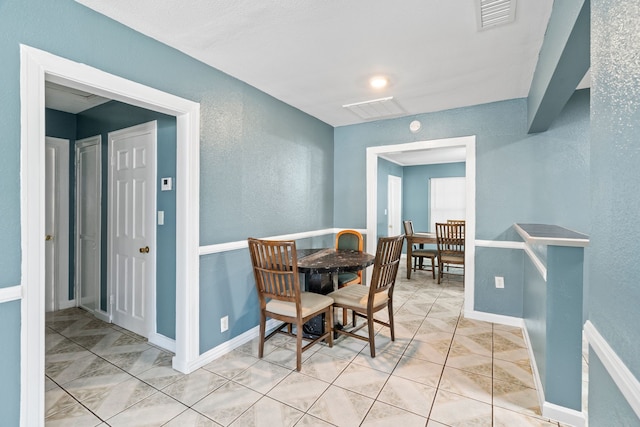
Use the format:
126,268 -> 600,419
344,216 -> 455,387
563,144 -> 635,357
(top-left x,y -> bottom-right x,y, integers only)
0,285 -> 22,303
585,320 -> 640,420
199,228 -> 366,255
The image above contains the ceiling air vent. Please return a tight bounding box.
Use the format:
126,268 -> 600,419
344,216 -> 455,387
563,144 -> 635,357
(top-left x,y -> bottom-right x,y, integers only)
342,96 -> 406,121
477,0 -> 516,30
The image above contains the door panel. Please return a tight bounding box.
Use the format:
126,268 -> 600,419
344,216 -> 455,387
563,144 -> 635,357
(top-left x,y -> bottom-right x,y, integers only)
44,142 -> 57,312
109,122 -> 157,337
387,175 -> 402,237
45,137 -> 70,312
76,136 -> 101,312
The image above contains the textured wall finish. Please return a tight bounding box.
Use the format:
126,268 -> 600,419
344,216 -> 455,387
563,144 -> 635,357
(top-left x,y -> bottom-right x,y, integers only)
590,0 -> 640,423
0,0 -> 334,420
334,92 -> 590,317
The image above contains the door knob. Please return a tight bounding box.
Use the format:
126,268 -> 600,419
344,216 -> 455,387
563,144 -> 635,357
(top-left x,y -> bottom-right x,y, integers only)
139,246 -> 150,254
45,235 -> 53,241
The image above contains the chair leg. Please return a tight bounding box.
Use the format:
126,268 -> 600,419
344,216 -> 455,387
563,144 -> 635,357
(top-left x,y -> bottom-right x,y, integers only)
388,301 -> 395,342
295,321 -> 303,371
342,308 -> 348,325
368,314 -> 376,358
430,256 -> 435,279
327,306 -> 334,348
258,311 -> 266,358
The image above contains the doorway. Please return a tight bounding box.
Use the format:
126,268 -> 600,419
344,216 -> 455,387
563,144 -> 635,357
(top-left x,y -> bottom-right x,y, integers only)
366,136 -> 476,313
21,45 -> 201,426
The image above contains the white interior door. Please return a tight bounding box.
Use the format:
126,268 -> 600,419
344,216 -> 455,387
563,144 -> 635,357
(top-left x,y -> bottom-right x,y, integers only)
76,136 -> 102,313
45,137 -> 70,312
108,121 -> 157,337
388,175 -> 402,236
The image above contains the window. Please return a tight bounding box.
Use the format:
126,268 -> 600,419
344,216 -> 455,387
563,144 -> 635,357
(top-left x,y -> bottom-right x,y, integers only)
429,177 -> 466,231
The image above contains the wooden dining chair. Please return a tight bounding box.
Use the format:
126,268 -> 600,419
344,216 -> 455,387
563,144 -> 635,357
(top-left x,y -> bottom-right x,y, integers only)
335,229 -> 364,286
403,220 -> 437,279
435,222 -> 465,284
334,229 -> 364,324
328,235 -> 404,357
248,237 -> 334,371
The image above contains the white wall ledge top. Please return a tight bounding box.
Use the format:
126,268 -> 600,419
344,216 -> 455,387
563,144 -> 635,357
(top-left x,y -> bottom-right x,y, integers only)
514,223 -> 589,247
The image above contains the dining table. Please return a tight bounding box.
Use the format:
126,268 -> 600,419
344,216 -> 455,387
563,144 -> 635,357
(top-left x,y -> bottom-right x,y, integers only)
405,232 -> 437,279
296,248 -> 375,337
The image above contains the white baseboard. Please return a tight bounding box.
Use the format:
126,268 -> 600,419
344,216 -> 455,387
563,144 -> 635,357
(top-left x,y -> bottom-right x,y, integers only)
543,402 -> 585,427
93,309 -> 110,323
58,299 -> 75,310
585,320 -> 640,420
149,332 -> 176,353
464,309 -> 524,328
177,319 -> 281,372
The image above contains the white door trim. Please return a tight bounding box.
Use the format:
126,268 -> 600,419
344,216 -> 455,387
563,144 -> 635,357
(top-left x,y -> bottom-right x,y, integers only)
20,44 -> 200,427
366,135 -> 476,312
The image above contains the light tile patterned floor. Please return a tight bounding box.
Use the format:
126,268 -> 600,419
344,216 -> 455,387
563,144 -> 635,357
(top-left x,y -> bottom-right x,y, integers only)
45,263 -> 574,426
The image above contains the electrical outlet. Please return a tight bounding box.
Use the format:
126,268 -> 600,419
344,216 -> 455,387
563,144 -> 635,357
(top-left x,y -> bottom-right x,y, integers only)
495,276 -> 505,289
220,316 -> 229,332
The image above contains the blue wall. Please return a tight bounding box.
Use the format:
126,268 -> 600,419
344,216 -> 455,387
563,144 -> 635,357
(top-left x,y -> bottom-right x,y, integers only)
0,300 -> 20,427
590,0 -> 640,423
335,90 -> 590,317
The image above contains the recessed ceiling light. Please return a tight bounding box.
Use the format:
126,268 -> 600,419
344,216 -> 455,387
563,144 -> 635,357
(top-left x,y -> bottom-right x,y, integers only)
369,76 -> 389,89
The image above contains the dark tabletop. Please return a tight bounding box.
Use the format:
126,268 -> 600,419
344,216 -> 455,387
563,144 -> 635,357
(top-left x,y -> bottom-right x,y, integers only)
296,248 -> 375,275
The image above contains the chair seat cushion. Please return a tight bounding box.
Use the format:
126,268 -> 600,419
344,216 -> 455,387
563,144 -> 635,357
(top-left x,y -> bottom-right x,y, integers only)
266,292 -> 334,318
337,272 -> 359,285
328,284 -> 388,310
441,254 -> 464,264
412,249 -> 437,257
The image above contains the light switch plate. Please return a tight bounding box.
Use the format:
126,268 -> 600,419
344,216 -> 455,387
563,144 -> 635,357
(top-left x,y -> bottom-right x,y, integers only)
161,177 -> 172,191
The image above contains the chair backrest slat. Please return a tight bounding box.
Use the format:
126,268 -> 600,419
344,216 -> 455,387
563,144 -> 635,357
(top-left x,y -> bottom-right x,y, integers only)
248,238 -> 301,306
369,235 -> 404,297
402,220 -> 415,236
435,223 -> 465,255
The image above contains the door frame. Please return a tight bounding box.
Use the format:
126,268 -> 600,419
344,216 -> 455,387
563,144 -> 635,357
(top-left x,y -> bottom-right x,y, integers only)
20,45 -> 201,426
44,137 -> 70,312
107,121 -> 157,337
366,136 -> 476,312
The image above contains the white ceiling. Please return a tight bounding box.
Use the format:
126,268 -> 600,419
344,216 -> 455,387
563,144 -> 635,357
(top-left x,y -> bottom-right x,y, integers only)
73,0 -> 561,128
51,1 -> 591,166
